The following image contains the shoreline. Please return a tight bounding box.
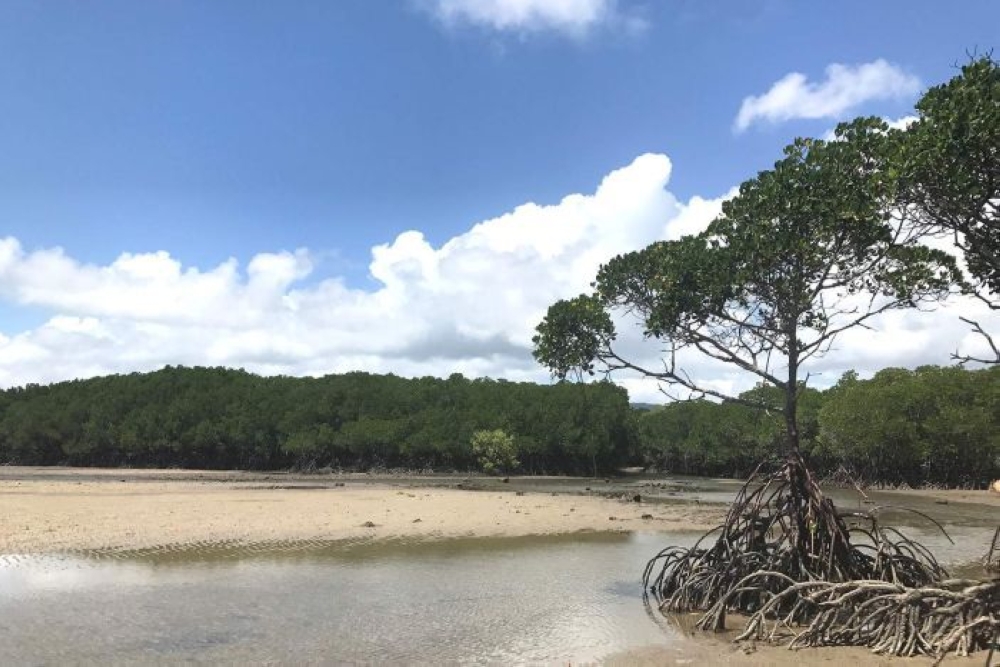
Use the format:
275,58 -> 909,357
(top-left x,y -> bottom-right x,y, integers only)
0,471 -> 724,555
2,465 -> 997,555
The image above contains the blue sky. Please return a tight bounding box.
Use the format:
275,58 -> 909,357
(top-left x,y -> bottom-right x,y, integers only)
0,0 -> 997,397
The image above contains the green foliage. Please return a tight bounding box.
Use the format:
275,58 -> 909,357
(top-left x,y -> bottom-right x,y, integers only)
636,385 -> 824,477
532,294 -> 614,380
535,118 -> 960,454
817,365 -> 1000,486
898,55 -> 999,364
902,55 -> 999,296
707,118 -> 958,340
0,367 -> 635,475
470,429 -> 519,474
635,366 -> 998,487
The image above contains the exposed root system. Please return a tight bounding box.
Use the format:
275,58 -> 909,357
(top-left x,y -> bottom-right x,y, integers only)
642,453 -> 999,661
736,577 -> 999,663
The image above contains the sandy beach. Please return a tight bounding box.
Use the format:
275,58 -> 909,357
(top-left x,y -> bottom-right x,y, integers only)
0,469 -> 724,554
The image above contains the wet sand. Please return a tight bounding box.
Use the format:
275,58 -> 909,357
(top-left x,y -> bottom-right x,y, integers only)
2,465 -> 997,555
882,486 -> 1000,508
1,466 -> 995,665
608,639 -> 982,666
0,469 -> 723,554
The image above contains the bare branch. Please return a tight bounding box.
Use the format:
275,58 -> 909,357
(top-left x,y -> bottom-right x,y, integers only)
599,342 -> 781,411
952,316 -> 1000,365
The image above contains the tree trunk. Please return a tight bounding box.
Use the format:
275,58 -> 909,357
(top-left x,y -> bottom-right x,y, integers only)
784,330 -> 800,456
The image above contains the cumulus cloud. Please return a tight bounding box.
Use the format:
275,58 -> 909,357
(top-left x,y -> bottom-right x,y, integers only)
735,59 -> 922,133
0,153 -> 994,404
0,154 -> 723,398
422,0 -> 645,36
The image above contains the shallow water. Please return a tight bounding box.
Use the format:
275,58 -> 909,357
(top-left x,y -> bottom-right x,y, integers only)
2,472 -> 995,665
1,532 -> 702,665
3,526 -> 994,666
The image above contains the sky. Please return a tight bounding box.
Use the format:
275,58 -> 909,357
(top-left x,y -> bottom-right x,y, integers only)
0,0 -> 997,401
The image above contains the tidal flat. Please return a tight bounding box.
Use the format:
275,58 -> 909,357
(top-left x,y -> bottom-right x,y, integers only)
1,466 -> 996,665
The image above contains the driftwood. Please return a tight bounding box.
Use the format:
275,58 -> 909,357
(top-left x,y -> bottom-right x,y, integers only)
643,453 -> 1000,662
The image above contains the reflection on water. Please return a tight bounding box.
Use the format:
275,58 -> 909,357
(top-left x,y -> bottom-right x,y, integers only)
1,532 -> 701,665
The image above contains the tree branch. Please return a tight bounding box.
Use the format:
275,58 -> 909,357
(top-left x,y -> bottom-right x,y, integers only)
952,316 -> 1000,365
599,342 -> 781,411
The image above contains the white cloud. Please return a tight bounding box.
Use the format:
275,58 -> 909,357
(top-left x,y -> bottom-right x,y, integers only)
821,114 -> 918,142
0,153 -> 994,405
735,59 -> 921,133
885,115 -> 918,131
422,0 -> 645,36
0,154 -> 723,394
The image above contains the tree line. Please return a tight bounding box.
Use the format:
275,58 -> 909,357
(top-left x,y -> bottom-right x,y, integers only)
0,362 -> 995,486
0,366 -> 635,474
636,364 -> 999,487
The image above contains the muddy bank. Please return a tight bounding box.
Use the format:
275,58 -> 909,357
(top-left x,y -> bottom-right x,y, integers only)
881,486 -> 1000,508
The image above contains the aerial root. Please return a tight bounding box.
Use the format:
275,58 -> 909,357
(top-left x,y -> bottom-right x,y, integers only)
987,525 -> 1000,573
642,453 -> 1000,660
735,577 -> 1000,662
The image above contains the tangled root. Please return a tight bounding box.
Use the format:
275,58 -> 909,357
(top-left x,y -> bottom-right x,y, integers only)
735,576 -> 999,663
644,453 -> 945,624
641,453 -> 1000,660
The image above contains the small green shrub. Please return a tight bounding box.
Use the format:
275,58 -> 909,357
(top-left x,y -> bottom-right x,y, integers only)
470,429 -> 519,475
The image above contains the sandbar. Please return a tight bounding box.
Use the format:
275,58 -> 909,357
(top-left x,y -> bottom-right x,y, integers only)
0,471 -> 723,554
